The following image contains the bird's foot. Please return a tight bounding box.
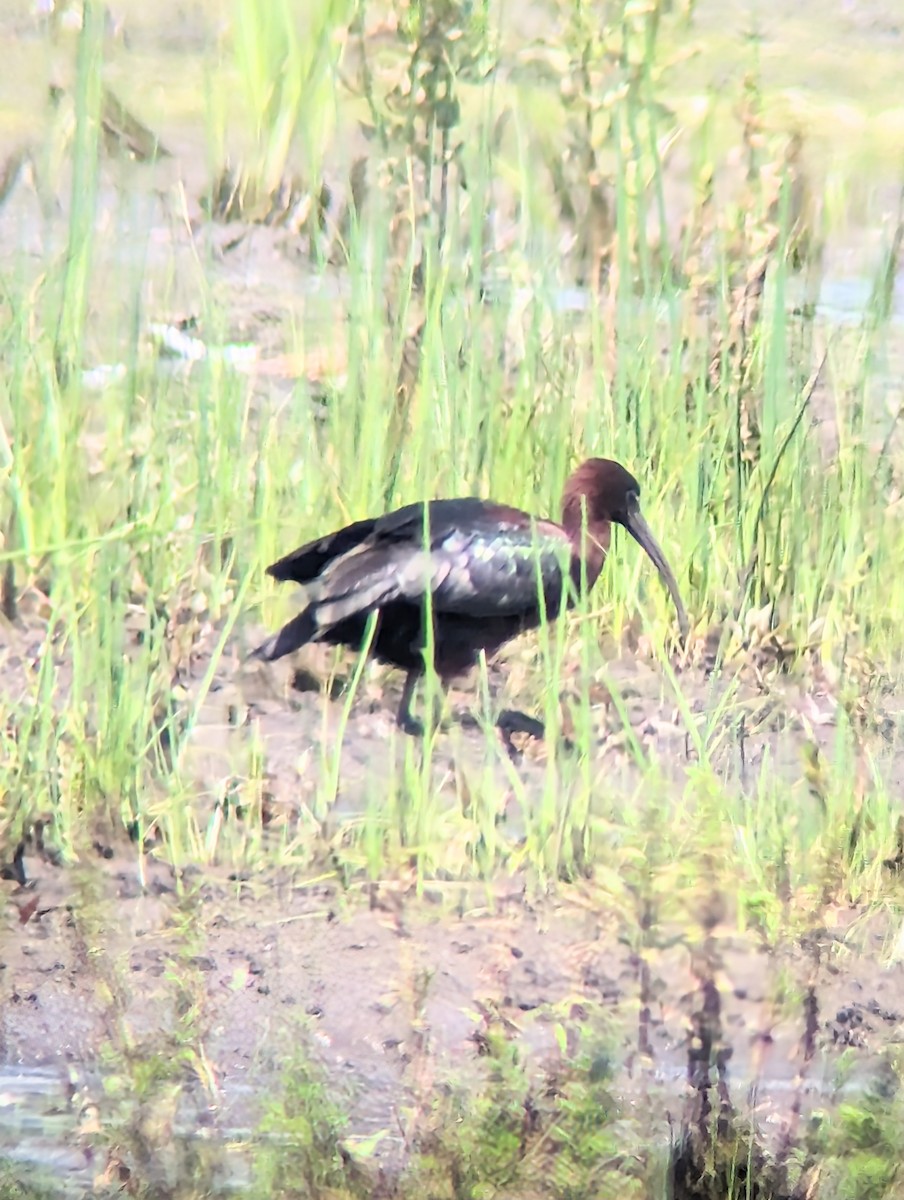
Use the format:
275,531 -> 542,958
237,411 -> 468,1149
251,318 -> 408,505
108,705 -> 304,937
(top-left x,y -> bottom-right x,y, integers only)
396,711 -> 425,737
495,709 -> 577,762
497,709 -> 546,739
496,708 -> 546,762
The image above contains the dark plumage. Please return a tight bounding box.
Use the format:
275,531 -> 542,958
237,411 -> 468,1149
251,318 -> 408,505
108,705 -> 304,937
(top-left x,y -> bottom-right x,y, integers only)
253,458 -> 689,735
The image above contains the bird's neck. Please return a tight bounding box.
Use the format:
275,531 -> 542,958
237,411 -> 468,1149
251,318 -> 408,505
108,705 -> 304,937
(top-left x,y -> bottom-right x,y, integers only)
562,507 -> 610,591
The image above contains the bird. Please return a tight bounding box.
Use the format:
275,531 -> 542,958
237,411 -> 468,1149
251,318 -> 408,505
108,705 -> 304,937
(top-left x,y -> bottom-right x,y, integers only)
252,458 -> 689,737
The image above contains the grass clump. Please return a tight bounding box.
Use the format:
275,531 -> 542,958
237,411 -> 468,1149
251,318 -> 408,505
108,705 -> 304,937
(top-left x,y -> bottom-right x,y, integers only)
407,1020 -> 534,1197
401,1013 -> 627,1199
251,1042 -> 358,1199
0,1165 -> 61,1200
807,1082 -> 904,1200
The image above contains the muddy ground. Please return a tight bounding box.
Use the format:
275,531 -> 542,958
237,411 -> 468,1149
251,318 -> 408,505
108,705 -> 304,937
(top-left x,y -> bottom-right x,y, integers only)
5,824 -> 904,1184
4,615 -> 904,1190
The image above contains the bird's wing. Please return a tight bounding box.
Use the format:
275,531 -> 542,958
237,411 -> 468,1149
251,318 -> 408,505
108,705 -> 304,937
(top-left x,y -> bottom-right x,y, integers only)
425,517 -> 575,617
371,498 -> 498,542
265,499 -> 488,584
309,506 -> 572,626
372,499 -> 575,617
266,515 -> 379,584
274,499 -> 574,629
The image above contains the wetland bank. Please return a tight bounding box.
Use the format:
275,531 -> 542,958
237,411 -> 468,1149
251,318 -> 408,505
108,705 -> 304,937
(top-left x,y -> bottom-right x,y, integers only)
3,0 -> 904,1196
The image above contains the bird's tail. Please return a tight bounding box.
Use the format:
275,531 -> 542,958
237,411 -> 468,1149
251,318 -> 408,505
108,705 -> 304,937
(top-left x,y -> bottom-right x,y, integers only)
249,606 -> 319,663
312,551 -> 405,627
251,550 -> 405,663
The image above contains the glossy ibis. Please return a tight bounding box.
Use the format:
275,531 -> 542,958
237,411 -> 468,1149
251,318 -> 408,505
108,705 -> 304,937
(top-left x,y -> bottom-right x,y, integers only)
252,458 -> 688,736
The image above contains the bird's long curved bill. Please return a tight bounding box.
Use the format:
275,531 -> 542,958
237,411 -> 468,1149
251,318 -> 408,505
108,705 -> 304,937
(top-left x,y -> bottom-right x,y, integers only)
623,508 -> 689,639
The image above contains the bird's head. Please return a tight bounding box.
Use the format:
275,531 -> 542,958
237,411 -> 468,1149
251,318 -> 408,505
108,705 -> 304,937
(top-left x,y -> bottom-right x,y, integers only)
562,457 -> 689,639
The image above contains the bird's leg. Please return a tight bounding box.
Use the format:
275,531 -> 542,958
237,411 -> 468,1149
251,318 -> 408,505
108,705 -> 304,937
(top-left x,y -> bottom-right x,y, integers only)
396,672 -> 446,736
393,672 -> 441,734
396,671 -> 424,736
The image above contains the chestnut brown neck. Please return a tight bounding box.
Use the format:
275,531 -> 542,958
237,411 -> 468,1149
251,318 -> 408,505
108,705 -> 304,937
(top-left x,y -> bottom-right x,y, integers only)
561,493 -> 610,590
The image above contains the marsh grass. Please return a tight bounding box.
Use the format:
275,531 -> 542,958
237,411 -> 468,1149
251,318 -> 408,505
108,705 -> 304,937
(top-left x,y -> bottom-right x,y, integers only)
2,0 -> 904,898
2,1 -> 904,1187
